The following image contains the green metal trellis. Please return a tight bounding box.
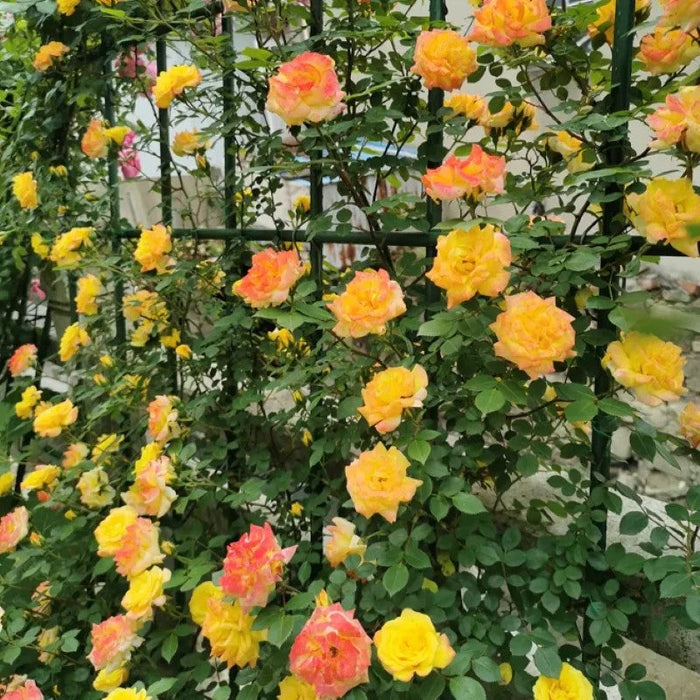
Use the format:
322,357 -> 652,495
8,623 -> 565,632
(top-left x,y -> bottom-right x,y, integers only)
97,0 -> 683,688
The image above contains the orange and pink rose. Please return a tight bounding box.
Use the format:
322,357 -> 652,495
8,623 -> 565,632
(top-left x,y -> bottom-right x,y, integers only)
87,614 -> 144,671
266,52 -> 345,126
345,443 -> 422,523
8,344 -> 37,377
426,225 -> 511,308
422,146 -> 506,203
2,679 -> 44,700
289,598 -> 372,699
638,28 -> 700,75
469,0 -> 552,47
146,395 -> 180,444
626,178 -> 700,258
113,517 -> 165,578
647,87 -> 700,154
358,365 -> 429,434
602,332 -> 685,406
410,30 -> 477,91
490,291 -> 577,378
220,522 -> 297,611
232,248 -> 307,308
0,506 -> 30,554
327,269 -> 406,338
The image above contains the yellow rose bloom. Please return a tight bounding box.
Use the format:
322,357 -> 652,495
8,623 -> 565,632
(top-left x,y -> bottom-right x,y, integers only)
31,233 -> 50,259
374,609 -> 455,681
81,119 -> 109,158
188,581 -> 224,625
49,164 -> 68,177
134,443 -> 162,475
59,322 -> 90,362
680,402 -> 700,449
268,327 -> 295,351
588,0 -> 650,44
0,471 -> 15,496
92,433 -> 124,462
171,129 -> 209,156
33,399 -> 78,438
153,64 -> 202,109
410,29 -> 477,91
490,291 -> 577,379
37,626 -> 60,664
345,443 -> 422,523
200,598 -> 265,668
77,467 -> 115,508
93,667 -> 129,692
21,464 -> 61,492
426,225 -> 512,309
627,178 -> 700,257
121,566 -> 172,621
33,42 -> 69,72
358,365 -> 429,434
50,226 -> 93,268
104,125 -> 130,146
278,675 -> 318,700
56,0 -> 80,15
104,689 -> 151,700
481,100 -> 538,137
175,343 -> 192,359
62,442 -> 89,468
546,131 -> 594,173
15,385 -> 42,419
323,517 -> 366,568
134,224 -> 173,273
12,172 -> 38,209
293,194 -> 311,214
444,93 -> 487,122
602,332 -> 685,406
94,505 -> 139,557
75,273 -> 102,315
533,662 -> 593,700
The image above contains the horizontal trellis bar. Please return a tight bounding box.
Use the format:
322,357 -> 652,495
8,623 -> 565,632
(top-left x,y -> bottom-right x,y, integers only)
109,227 -> 688,256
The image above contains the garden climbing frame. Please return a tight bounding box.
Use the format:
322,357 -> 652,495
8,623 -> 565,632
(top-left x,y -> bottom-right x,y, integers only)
93,0 -> 685,686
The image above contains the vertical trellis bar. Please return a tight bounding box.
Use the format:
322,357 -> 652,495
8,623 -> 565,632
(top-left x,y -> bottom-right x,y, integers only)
156,30 -> 178,392
156,37 -> 173,228
308,0 -> 324,293
222,14 -> 237,232
584,0 -> 635,685
425,0 -> 445,305
103,36 -> 126,345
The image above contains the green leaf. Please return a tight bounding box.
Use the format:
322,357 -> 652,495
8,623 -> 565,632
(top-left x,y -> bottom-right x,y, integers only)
475,388 -> 506,415
471,656 -> 502,683
449,677 -> 486,700
418,318 -> 456,337
686,593 -> 700,624
161,633 -> 178,663
408,439 -> 431,465
630,432 -> 656,460
619,511 -> 648,536
383,563 -> 409,597
564,399 -> 598,422
452,493 -> 486,515
267,614 -> 295,647
148,678 -> 178,696
534,647 -> 561,678
516,454 -> 538,476
660,572 -> 692,599
598,398 -> 636,417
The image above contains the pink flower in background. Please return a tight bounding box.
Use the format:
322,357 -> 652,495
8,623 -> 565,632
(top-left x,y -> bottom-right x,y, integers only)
118,131 -> 141,179
30,278 -> 46,302
115,47 -> 157,95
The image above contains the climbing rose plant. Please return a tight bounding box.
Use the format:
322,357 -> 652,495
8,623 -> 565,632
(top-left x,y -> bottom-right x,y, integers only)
0,1 -> 699,699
